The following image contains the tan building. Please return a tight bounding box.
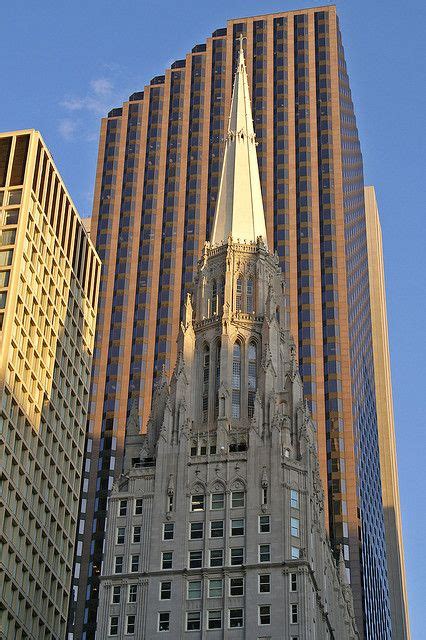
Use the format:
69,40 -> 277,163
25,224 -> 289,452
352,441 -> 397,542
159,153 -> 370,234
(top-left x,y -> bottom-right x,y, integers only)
96,44 -> 359,639
364,186 -> 410,640
71,6 -> 406,639
0,131 -> 100,639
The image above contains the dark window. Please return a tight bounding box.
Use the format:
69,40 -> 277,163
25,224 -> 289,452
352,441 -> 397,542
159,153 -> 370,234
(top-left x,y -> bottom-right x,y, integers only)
10,135 -> 30,186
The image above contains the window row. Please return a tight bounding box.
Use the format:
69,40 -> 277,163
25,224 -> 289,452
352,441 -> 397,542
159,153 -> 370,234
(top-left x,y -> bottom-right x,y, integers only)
190,490 -> 244,511
108,603 -> 300,635
117,497 -> 143,517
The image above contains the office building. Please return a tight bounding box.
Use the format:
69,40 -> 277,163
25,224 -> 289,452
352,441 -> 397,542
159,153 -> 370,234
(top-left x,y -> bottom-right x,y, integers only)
0,130 -> 100,639
95,44 -> 359,639
71,6 -> 407,639
364,186 -> 410,639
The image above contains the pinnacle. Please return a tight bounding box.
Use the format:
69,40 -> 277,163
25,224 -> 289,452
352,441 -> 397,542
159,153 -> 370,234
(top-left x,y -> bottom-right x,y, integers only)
210,38 -> 268,249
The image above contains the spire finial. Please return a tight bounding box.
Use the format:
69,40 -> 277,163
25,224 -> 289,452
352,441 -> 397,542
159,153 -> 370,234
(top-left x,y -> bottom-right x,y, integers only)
237,33 -> 246,55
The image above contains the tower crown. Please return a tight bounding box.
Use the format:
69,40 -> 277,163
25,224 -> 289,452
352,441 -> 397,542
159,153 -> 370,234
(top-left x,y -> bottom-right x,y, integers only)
210,37 -> 268,248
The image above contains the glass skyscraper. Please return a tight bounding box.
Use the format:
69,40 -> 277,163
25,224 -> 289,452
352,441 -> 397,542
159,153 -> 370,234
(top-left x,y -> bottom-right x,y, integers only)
68,6 -> 408,639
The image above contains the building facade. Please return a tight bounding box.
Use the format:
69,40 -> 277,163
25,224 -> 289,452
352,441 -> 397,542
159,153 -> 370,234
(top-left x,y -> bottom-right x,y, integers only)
71,5 -> 406,639
364,186 -> 410,639
95,46 -> 359,639
0,130 -> 100,639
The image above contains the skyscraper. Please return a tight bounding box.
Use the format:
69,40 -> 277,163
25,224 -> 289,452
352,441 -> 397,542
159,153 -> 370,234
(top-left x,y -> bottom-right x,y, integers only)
95,43 -> 359,639
0,130 -> 100,639
364,186 -> 410,640
71,6 -> 406,639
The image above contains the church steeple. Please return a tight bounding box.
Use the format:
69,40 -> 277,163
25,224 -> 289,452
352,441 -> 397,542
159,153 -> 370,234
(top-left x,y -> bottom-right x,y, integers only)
210,36 -> 268,248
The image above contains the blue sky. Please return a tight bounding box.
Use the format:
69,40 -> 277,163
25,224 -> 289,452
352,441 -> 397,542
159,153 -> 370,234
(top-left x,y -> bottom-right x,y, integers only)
2,0 -> 425,635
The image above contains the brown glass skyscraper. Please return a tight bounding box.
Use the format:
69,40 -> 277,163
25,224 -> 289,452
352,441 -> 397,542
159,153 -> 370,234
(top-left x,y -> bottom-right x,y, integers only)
69,6 -> 407,639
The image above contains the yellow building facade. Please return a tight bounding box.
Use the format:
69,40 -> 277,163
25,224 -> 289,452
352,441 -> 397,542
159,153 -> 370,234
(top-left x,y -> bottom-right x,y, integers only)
0,130 -> 100,639
364,186 -> 411,640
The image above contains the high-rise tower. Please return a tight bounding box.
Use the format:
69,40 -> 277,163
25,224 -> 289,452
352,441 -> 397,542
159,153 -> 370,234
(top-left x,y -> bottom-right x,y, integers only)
94,43 -> 359,639
0,130 -> 100,639
70,6 -> 407,639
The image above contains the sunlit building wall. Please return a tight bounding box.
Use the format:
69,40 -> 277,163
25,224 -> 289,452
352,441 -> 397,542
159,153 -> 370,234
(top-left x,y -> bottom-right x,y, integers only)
0,130 -> 100,640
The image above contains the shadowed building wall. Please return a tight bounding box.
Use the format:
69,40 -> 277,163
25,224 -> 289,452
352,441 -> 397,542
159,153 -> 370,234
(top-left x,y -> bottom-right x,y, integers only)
0,130 -> 100,639
69,7 -> 400,639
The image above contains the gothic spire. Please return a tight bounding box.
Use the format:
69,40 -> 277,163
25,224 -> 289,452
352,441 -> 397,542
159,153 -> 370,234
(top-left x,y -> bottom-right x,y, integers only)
210,35 -> 268,248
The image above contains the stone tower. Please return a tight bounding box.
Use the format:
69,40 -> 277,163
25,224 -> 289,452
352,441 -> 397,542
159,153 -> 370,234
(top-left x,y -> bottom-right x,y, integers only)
95,41 -> 358,640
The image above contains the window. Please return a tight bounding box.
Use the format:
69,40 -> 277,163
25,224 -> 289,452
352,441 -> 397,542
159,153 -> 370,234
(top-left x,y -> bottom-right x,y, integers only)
161,552 -> 173,569
114,556 -> 123,574
190,522 -> 203,539
158,612 -> 170,632
126,615 -> 136,634
291,547 -> 300,559
248,342 -> 257,418
186,611 -> 201,631
208,610 -> 222,630
128,584 -> 137,603
214,340 -> 221,418
290,490 -> 299,509
291,517 -> 300,538
259,515 -> 270,533
167,494 -> 173,512
259,544 -> 271,563
163,523 -> 174,540
290,604 -> 298,624
4,209 -> 19,225
111,585 -> 121,604
160,581 -> 172,600
188,580 -> 202,599
202,345 -> 210,421
236,277 -> 243,311
259,605 -> 271,625
231,518 -> 244,536
134,498 -> 143,515
290,573 -> 297,592
109,616 -> 119,636
130,555 -> 139,572
230,547 -> 244,566
208,579 -> 223,598
259,574 -> 270,593
229,577 -> 244,596
210,520 -> 224,538
8,189 -> 22,205
0,229 -> 16,246
119,500 -> 127,516
229,608 -> 244,628
231,491 -> 245,508
0,250 -> 13,266
133,526 -> 141,543
232,342 -> 241,418
116,527 -> 125,545
246,279 -> 254,313
211,280 -> 218,315
189,550 -> 203,568
209,549 -> 223,567
211,493 -> 224,510
191,494 -> 204,511
0,271 -> 9,287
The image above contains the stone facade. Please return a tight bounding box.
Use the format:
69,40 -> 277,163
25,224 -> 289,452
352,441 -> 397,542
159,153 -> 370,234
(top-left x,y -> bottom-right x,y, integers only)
95,48 -> 358,640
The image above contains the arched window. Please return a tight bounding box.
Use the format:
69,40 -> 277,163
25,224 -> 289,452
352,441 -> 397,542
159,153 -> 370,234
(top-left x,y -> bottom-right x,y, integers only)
202,345 -> 210,422
246,279 -> 254,313
248,342 -> 257,418
214,340 -> 221,418
232,342 -> 241,418
211,280 -> 218,316
236,277 -> 243,312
